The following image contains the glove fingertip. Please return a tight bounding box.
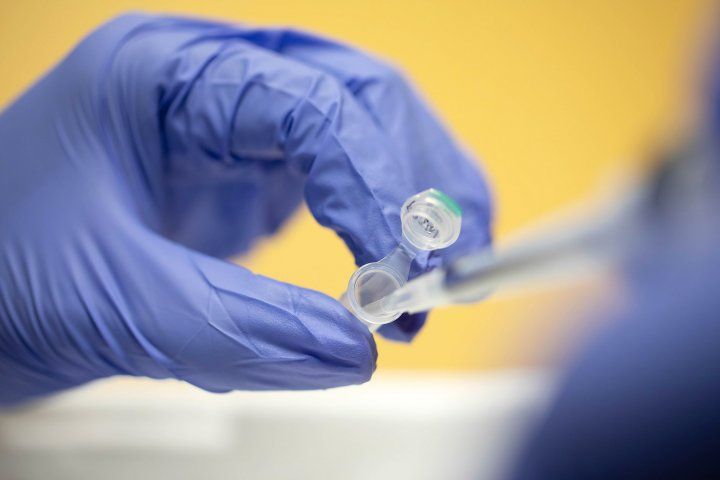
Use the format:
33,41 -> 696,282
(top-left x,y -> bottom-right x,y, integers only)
291,290 -> 378,382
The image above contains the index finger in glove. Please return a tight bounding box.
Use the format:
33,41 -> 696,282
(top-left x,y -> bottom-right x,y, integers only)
107,15 -> 419,265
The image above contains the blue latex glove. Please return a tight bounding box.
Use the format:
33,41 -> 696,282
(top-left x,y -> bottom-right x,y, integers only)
0,14 -> 491,406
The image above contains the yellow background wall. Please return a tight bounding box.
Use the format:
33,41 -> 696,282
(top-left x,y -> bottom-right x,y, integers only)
0,0 -> 714,371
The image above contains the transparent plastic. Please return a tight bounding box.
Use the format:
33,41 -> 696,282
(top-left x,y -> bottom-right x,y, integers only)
341,189 -> 462,329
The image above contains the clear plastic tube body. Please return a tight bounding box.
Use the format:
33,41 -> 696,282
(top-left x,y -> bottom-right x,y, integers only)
341,189 -> 462,329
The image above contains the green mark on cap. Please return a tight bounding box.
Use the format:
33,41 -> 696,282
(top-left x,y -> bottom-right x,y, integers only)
429,188 -> 462,217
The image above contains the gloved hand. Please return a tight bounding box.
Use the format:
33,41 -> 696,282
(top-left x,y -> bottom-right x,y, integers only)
0,13 -> 491,405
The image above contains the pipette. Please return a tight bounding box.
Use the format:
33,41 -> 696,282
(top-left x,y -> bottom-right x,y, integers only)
352,136 -> 717,324
363,197 -> 632,317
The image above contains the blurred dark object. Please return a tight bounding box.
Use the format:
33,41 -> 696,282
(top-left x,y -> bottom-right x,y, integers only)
510,83 -> 720,478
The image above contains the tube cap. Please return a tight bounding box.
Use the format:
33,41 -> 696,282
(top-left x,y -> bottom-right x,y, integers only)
401,188 -> 462,250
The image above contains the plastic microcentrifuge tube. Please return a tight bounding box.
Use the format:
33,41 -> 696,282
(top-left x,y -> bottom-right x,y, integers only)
341,188 -> 462,329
